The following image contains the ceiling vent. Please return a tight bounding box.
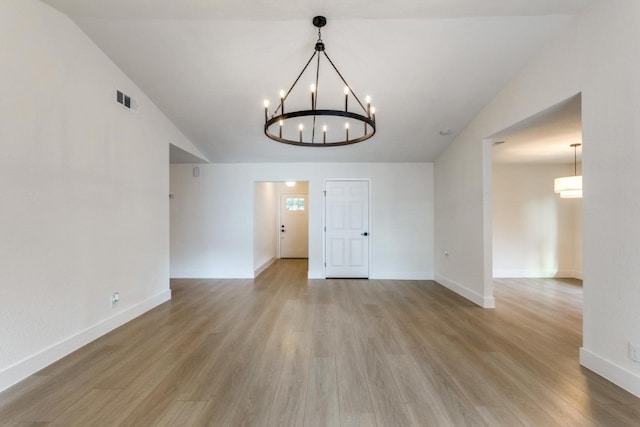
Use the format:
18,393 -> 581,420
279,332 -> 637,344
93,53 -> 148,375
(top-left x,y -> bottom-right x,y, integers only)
116,90 -> 138,111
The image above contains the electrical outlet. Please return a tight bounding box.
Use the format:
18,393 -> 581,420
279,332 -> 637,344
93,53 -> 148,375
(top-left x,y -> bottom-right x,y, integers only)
629,342 -> 640,363
110,292 -> 120,308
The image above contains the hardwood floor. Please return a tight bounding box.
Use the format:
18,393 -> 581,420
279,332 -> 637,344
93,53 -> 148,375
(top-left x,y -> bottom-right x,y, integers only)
1,260 -> 639,426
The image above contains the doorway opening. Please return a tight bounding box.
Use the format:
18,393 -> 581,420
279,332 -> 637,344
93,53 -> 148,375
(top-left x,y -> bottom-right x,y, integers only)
279,190 -> 309,258
253,181 -> 309,277
487,94 -> 583,296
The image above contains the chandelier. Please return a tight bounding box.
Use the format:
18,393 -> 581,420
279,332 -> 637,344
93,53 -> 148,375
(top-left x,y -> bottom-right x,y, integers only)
263,16 -> 376,147
554,143 -> 582,198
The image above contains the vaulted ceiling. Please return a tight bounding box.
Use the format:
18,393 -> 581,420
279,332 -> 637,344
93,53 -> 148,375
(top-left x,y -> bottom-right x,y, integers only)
41,0 -> 593,163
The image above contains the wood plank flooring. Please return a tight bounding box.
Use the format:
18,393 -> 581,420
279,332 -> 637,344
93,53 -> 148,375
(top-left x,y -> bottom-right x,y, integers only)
1,260 -> 639,426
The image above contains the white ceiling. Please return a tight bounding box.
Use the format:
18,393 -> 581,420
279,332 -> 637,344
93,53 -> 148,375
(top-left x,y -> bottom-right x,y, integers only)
41,0 -> 593,163
491,94 -> 582,164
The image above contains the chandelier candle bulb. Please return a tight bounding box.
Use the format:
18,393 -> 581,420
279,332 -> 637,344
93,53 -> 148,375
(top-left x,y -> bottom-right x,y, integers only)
345,122 -> 350,141
279,120 -> 283,138
366,96 -> 371,117
344,86 -> 349,112
263,100 -> 269,121
310,84 -> 316,109
299,123 -> 303,143
280,90 -> 285,114
323,125 -> 327,143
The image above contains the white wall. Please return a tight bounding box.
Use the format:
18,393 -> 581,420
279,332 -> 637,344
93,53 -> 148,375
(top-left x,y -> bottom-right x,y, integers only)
170,163 -> 434,280
0,0 -> 198,391
253,182 -> 277,274
435,0 -> 640,397
493,163 -> 582,279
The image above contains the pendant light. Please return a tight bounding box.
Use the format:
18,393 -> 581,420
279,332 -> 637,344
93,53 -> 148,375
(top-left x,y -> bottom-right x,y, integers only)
554,143 -> 582,198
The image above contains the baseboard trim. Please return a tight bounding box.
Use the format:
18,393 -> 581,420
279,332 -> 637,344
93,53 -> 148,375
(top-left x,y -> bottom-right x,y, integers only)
434,274 -> 495,308
580,347 -> 640,398
493,269 -> 583,279
0,289 -> 171,393
254,257 -> 276,277
370,272 -> 434,280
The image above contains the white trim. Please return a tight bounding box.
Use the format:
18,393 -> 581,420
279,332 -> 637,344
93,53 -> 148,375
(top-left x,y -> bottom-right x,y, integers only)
493,269 -> 584,279
580,347 -> 640,398
254,257 -> 276,277
308,271 -> 324,279
371,272 -> 434,280
482,138 -> 495,311
0,290 -> 171,393
435,274 -> 496,308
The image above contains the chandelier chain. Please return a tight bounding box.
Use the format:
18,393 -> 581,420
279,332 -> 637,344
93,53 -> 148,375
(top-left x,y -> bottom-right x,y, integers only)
322,51 -> 367,112
274,50 -> 318,117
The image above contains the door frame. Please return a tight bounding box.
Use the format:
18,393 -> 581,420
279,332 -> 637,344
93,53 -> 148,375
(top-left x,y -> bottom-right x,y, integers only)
323,179 -> 371,278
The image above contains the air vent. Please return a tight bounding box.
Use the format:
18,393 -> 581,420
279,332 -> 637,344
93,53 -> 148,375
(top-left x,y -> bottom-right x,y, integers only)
116,90 -> 138,111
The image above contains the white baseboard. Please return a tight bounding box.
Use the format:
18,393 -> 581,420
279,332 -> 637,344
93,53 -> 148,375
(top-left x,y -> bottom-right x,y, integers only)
493,269 -> 583,279
569,270 -> 583,280
254,257 -> 276,277
580,347 -> 640,398
370,271 -> 434,280
0,289 -> 171,393
434,274 -> 495,308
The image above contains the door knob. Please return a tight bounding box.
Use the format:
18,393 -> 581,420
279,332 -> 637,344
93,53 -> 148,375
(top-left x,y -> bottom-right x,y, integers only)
361,232 -> 369,236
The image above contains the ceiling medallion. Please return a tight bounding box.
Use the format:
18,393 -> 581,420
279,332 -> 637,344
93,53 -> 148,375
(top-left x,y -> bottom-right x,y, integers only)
263,16 -> 376,147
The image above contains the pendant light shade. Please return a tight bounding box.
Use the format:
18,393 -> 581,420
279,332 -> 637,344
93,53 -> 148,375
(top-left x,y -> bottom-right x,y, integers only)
554,143 -> 582,198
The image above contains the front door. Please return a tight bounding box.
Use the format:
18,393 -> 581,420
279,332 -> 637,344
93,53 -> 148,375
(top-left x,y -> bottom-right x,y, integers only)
279,193 -> 309,258
324,180 -> 369,278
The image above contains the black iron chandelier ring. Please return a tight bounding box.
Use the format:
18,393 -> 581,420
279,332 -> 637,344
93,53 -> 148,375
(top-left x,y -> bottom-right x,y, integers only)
263,16 -> 377,147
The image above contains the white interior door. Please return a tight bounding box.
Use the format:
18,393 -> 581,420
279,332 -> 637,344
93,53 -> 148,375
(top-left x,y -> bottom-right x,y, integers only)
324,180 -> 369,278
279,193 -> 309,258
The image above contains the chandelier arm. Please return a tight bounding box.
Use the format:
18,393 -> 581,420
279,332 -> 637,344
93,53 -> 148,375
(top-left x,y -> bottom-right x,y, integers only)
322,51 -> 368,113
275,50 -> 319,116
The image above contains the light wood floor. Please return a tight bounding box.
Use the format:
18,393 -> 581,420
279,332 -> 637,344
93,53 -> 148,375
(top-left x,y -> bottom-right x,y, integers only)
1,260 -> 639,426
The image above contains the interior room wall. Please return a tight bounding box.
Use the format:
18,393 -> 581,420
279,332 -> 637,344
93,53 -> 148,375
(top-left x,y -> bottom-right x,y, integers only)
435,0 -> 640,397
493,163 -> 582,279
253,182 -> 277,274
170,163 -> 434,280
0,0 -> 198,391
276,181 -> 309,194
